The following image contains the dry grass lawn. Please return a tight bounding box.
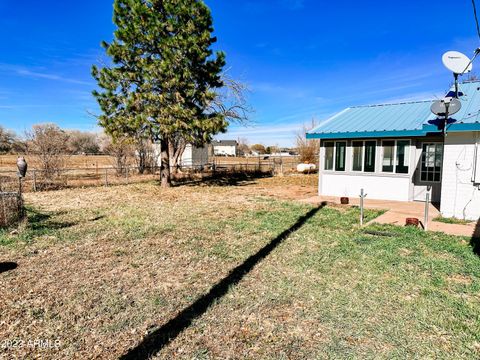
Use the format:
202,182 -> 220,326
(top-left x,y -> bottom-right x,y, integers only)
1,175 -> 479,359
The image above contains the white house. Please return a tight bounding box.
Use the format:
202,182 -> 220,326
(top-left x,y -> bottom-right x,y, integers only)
307,80 -> 480,220
212,140 -> 237,156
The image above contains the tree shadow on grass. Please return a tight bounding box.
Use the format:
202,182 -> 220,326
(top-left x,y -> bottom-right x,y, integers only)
120,202 -> 327,360
0,262 -> 17,274
26,208 -> 78,231
471,217 -> 480,256
174,171 -> 273,188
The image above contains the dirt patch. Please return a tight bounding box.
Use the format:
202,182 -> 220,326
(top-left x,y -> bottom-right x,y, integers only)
446,274 -> 473,285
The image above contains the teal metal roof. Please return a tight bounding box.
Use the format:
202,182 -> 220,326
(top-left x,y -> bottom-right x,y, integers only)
307,80 -> 480,139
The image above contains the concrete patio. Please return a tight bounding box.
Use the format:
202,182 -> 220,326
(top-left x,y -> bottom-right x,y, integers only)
302,195 -> 478,237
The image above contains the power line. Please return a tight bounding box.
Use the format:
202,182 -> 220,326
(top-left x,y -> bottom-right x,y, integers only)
472,0 -> 480,40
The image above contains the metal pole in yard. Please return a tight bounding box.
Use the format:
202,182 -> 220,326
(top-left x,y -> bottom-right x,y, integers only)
424,192 -> 430,231
360,188 -> 365,226
33,170 -> 37,192
104,168 -> 108,187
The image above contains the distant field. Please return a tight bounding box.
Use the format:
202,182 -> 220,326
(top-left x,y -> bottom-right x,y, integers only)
0,155 -> 307,171
0,154 -> 114,171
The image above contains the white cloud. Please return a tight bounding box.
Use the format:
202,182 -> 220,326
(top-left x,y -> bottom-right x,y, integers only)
16,69 -> 92,85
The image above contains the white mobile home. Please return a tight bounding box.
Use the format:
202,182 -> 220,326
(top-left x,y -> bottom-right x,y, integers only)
307,80 -> 480,220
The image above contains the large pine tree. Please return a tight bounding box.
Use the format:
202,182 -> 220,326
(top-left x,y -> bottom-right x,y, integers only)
92,0 -> 227,187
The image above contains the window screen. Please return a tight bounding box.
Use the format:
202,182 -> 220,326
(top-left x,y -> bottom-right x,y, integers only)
335,142 -> 346,171
382,140 -> 395,172
396,140 -> 409,174
364,141 -> 376,172
352,141 -> 363,171
324,142 -> 334,170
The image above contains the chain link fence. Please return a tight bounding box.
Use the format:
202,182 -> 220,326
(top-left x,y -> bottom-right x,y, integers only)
0,154 -> 320,193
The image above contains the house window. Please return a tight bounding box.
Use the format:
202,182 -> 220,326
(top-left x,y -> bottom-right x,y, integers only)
352,141 -> 363,171
364,141 -> 376,172
421,143 -> 443,182
396,140 -> 410,174
382,140 -> 395,172
324,142 -> 334,170
335,142 -> 346,171
381,140 -> 410,174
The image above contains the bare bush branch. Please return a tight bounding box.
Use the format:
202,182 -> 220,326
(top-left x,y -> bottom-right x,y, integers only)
26,124 -> 70,179
296,119 -> 319,164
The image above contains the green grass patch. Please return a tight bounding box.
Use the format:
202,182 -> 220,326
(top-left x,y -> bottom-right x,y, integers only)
433,215 -> 474,225
1,182 -> 479,359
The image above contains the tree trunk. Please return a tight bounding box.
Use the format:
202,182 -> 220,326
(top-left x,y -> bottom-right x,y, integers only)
160,137 -> 171,187
168,136 -> 186,175
168,138 -> 178,175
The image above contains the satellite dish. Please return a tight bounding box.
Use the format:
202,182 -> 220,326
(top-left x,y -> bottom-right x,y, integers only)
442,51 -> 473,74
430,98 -> 462,116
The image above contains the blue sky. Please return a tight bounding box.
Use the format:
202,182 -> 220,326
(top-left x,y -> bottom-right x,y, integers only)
1,0 -> 479,146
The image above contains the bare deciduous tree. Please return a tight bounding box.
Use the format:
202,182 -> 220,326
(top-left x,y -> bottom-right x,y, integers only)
250,144 -> 266,155
296,119 -> 320,164
167,73 -> 253,171
209,73 -> 253,125
0,126 -> 19,154
134,137 -> 157,174
100,135 -> 134,176
66,130 -> 100,154
26,124 -> 70,179
237,137 -> 250,156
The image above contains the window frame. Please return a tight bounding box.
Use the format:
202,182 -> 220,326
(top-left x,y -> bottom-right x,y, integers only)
381,140 -> 396,173
334,141 -> 347,172
420,142 -> 443,183
363,140 -> 377,173
323,140 -> 347,172
380,139 -> 411,175
323,141 -> 334,171
351,140 -> 365,172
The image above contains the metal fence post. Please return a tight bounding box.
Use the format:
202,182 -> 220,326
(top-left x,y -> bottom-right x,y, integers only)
359,188 -> 366,226
125,167 -> 129,184
104,169 -> 108,187
424,192 -> 430,231
32,170 -> 37,192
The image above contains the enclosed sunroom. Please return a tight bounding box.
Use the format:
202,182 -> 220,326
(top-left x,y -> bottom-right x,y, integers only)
307,80 -> 480,220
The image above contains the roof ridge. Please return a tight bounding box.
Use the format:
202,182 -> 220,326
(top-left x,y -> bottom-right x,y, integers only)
351,99 -> 435,108
460,79 -> 480,84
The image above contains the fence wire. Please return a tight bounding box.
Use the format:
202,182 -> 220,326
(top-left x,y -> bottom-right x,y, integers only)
0,158 -> 314,193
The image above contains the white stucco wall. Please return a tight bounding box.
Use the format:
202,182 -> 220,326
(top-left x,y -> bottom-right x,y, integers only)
214,145 -> 236,156
318,139 -> 415,202
180,144 -> 194,167
440,132 -> 480,220
321,173 -> 411,201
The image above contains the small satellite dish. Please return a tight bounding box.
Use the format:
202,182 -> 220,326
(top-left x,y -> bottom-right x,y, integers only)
430,98 -> 462,116
442,51 -> 473,74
